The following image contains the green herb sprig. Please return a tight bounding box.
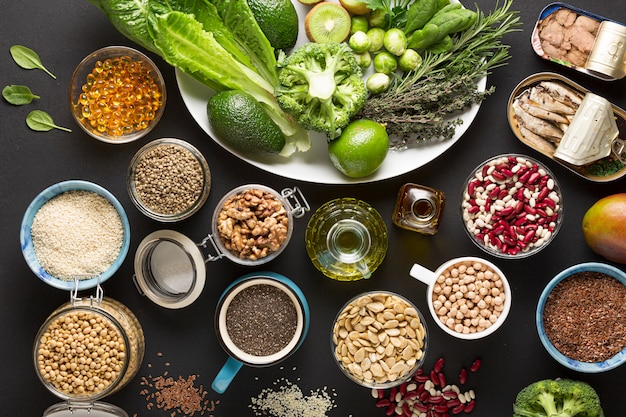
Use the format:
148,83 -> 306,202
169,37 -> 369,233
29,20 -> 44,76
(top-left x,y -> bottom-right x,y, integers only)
359,0 -> 522,147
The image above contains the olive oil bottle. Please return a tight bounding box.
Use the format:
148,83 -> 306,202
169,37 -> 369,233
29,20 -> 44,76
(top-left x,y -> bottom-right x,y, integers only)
305,198 -> 387,281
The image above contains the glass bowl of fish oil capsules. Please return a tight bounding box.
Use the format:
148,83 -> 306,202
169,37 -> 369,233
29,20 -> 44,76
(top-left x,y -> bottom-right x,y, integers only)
461,154 -> 564,259
69,46 -> 166,143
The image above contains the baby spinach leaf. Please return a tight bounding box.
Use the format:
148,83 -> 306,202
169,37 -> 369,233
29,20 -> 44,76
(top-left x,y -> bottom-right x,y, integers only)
26,110 -> 72,132
2,85 -> 40,105
10,45 -> 56,79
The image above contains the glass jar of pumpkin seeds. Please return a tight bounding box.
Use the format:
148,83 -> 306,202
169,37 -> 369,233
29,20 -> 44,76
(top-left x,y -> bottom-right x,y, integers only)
33,292 -> 144,405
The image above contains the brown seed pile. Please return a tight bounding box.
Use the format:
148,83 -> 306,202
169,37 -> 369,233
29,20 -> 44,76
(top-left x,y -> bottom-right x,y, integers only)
138,354 -> 219,417
543,271 -> 626,362
133,143 -> 205,215
36,309 -> 126,397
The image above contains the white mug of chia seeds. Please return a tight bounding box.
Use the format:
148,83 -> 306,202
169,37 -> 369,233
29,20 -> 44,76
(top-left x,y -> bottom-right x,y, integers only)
410,256 -> 511,340
212,272 -> 310,394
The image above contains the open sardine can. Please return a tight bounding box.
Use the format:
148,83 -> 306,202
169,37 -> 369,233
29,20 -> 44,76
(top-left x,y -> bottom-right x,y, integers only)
508,72 -> 626,182
211,272 -> 310,394
531,2 -> 626,81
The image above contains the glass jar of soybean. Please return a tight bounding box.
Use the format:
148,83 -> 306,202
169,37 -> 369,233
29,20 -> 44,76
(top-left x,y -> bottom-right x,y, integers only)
33,287 -> 144,416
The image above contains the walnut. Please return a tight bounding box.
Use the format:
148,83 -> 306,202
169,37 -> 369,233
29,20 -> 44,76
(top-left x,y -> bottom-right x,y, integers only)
217,189 -> 289,261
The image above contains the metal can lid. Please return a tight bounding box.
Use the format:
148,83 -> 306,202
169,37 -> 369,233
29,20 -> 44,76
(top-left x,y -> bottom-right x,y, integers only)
554,93 -> 619,165
133,230 -> 206,309
586,20 -> 626,80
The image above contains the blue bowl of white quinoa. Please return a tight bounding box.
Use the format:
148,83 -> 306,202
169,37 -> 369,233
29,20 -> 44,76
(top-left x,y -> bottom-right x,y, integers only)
20,180 -> 131,291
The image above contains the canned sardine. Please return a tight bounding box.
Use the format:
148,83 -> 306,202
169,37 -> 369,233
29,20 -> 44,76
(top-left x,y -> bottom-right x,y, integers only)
507,72 -> 626,183
531,2 -> 626,81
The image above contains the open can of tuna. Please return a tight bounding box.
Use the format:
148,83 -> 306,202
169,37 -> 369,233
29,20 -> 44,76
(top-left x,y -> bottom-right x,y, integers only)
531,2 -> 626,81
507,72 -> 626,182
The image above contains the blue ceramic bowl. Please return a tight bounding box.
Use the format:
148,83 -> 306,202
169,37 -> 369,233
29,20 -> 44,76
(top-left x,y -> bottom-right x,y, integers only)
536,262 -> 626,373
20,180 -> 131,291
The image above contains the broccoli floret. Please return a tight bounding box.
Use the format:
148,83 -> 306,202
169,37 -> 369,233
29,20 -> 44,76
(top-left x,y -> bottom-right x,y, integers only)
275,42 -> 368,139
513,379 -> 604,417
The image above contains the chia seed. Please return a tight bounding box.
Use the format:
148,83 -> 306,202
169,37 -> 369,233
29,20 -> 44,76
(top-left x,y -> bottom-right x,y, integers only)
543,271 -> 626,363
225,284 -> 298,357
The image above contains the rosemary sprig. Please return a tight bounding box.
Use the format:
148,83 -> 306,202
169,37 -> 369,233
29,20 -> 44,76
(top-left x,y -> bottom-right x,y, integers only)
359,0 -> 522,147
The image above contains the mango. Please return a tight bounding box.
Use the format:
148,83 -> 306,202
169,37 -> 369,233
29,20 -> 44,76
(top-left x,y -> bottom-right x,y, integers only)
582,193 -> 626,264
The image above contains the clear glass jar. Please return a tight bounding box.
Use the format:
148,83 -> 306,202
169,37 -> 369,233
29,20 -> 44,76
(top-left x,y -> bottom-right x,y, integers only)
392,183 -> 446,235
305,198 -> 388,281
127,138 -> 211,222
33,296 -> 145,402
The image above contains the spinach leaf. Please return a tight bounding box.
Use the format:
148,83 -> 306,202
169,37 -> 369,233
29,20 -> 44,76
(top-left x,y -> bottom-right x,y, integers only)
2,85 -> 40,105
10,45 -> 56,79
26,110 -> 72,132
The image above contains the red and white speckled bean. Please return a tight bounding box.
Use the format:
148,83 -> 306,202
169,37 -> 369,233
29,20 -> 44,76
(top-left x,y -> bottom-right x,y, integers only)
462,156 -> 561,256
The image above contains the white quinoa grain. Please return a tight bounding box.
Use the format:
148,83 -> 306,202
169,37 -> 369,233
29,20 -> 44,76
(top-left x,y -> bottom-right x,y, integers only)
31,190 -> 124,280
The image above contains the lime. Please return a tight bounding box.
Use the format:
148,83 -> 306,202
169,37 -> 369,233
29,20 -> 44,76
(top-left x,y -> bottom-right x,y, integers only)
328,119 -> 389,178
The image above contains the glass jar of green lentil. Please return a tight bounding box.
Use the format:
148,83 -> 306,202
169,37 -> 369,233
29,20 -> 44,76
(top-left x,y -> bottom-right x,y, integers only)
127,138 -> 211,222
33,296 -> 145,402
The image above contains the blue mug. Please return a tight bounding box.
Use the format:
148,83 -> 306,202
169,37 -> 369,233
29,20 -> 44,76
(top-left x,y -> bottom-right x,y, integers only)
211,272 -> 310,393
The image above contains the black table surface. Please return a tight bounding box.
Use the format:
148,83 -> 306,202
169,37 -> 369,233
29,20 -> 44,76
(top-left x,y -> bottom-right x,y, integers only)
2,1 -> 625,416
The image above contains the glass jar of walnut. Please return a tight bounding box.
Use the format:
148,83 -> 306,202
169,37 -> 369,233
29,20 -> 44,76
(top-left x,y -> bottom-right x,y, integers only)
33,296 -> 145,403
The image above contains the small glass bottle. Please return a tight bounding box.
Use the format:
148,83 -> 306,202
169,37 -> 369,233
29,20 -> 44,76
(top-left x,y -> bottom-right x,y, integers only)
392,183 -> 445,235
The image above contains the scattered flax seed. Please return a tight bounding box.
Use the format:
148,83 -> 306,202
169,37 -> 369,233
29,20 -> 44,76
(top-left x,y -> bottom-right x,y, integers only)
249,378 -> 337,417
138,354 -> 219,416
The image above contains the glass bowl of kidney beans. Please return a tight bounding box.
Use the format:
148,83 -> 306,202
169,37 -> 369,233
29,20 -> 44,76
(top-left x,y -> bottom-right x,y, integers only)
461,154 -> 563,259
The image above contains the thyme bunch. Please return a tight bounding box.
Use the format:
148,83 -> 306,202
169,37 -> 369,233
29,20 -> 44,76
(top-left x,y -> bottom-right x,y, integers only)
358,0 -> 522,147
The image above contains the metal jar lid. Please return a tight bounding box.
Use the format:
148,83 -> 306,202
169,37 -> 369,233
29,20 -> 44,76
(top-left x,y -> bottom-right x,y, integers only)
133,230 -> 206,309
43,401 -> 128,417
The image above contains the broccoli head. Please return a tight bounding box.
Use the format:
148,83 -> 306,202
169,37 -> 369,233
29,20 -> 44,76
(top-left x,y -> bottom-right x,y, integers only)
275,42 -> 368,139
513,379 -> 604,417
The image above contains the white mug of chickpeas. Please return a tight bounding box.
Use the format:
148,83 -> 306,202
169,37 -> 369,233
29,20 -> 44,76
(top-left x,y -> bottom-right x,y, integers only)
410,257 -> 511,340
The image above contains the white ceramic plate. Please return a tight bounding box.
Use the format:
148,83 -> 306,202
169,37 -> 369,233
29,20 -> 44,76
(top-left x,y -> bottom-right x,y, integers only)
175,1 -> 485,184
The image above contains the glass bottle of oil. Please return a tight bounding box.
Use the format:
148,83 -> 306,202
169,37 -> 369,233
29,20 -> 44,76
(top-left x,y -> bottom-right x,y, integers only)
305,198 -> 388,281
392,183 -> 445,235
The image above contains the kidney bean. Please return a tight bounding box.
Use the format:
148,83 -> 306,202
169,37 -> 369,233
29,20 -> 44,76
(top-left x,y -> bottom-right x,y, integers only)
464,400 -> 476,412
458,367 -> 468,384
438,372 -> 447,388
428,395 -> 445,404
470,358 -> 482,372
376,399 -> 392,408
451,403 -> 466,414
434,357 -> 445,373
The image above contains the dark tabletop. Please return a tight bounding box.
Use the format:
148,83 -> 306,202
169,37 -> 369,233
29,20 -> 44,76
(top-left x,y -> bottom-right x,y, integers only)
1,0 -> 625,416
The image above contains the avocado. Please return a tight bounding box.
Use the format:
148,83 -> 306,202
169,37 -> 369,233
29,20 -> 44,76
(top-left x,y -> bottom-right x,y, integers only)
247,0 -> 299,51
207,90 -> 286,156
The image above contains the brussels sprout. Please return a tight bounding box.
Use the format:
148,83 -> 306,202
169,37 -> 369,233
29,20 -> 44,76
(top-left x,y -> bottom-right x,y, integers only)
373,51 -> 398,74
398,48 -> 422,72
366,73 -> 390,94
368,9 -> 388,28
350,16 -> 369,35
349,31 -> 372,53
383,28 -> 407,56
367,28 -> 385,53
354,51 -> 372,69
